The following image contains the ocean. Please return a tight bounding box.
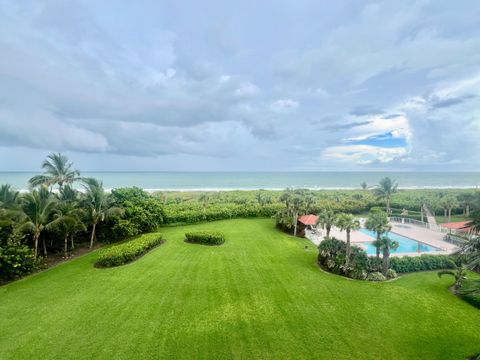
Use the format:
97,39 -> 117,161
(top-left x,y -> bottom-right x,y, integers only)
1,172 -> 479,191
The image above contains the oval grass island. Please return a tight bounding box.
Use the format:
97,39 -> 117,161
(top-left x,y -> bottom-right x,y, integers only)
95,234 -> 164,268
184,230 -> 225,245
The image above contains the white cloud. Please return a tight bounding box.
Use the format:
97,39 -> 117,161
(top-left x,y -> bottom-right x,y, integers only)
270,99 -> 299,113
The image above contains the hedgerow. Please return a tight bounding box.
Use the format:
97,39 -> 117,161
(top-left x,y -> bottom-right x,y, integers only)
95,234 -> 164,267
185,231 -> 225,245
389,254 -> 456,273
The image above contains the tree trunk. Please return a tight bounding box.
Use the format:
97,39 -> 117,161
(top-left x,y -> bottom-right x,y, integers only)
326,225 -> 331,238
42,238 -> 47,257
444,208 -> 447,218
386,198 -> 390,215
70,234 -> 75,250
34,233 -> 39,259
64,235 -> 68,258
383,248 -> 390,276
448,208 -> 452,223
90,222 -> 97,248
293,213 -> 298,237
420,205 -> 424,222
376,234 -> 380,258
345,230 -> 351,267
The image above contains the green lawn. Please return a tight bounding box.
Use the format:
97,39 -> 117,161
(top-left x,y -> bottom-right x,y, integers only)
435,215 -> 468,224
1,218 -> 479,359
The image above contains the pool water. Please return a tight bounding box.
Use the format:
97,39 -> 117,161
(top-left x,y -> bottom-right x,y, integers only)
358,229 -> 441,255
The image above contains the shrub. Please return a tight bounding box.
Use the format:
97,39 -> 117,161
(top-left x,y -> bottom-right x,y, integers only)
185,231 -> 225,245
389,255 -> 456,273
367,272 -> 386,281
386,268 -> 397,279
0,231 -> 36,281
95,234 -> 163,267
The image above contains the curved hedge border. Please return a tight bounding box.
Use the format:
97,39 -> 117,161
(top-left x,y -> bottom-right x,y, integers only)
95,234 -> 164,268
185,231 -> 225,245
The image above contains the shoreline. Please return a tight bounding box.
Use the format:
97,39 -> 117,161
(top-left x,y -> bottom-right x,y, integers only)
16,185 -> 480,193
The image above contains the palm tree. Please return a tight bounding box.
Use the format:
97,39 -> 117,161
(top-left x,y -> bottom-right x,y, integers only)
373,177 -> 398,215
0,184 -> 20,208
316,209 -> 336,238
49,202 -> 86,258
454,235 -> 480,271
441,195 -> 458,223
438,265 -> 467,290
29,153 -> 81,190
83,178 -> 123,248
360,181 -> 368,190
335,213 -> 360,267
19,187 -> 56,258
457,193 -> 475,217
364,210 -> 391,258
373,235 -> 399,275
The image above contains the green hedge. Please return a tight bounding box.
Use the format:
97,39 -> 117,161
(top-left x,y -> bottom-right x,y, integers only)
185,231 -> 225,245
389,255 -> 456,273
95,234 -> 164,267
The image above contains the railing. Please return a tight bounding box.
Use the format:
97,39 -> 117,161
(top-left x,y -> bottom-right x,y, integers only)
389,216 -> 463,236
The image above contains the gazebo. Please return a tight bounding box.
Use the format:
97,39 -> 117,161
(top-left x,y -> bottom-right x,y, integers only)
296,214 -> 318,237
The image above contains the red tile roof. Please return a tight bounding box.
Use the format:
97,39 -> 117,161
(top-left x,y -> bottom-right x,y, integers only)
298,214 -> 318,226
440,221 -> 471,232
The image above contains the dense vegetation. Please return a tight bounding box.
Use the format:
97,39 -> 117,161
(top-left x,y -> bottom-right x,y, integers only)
185,231 -> 225,245
390,254 -> 456,273
95,234 -> 164,267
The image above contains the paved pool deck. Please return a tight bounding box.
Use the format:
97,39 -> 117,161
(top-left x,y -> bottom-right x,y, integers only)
325,222 -> 457,257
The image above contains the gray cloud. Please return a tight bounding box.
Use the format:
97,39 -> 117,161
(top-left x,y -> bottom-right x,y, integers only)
1,0 -> 480,170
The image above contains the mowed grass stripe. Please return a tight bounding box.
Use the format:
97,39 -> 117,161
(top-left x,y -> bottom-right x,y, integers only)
0,218 -> 479,359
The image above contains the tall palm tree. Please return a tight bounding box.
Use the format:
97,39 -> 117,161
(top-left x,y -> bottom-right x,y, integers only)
29,153 -> 81,190
83,178 -> 123,248
373,235 -> 399,275
373,177 -> 398,215
316,209 -> 336,238
335,213 -> 360,267
457,193 -> 475,217
454,235 -> 480,271
19,187 -> 56,258
364,210 -> 391,258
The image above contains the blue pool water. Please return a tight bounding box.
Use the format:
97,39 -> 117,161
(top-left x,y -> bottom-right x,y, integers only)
358,229 -> 441,255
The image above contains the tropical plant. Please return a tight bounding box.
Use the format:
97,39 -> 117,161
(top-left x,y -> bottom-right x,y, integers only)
19,187 -> 57,258
440,195 -> 459,222
364,209 -> 391,258
49,200 -> 85,258
372,235 -> 399,275
29,153 -> 81,189
457,193 -> 475,217
82,178 -> 123,248
438,265 -> 467,290
373,177 -> 398,214
335,213 -> 360,267
454,235 -> 480,271
360,181 -> 368,190
316,209 -> 336,238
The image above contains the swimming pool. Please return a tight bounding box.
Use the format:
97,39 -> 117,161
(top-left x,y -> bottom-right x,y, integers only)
358,229 -> 441,255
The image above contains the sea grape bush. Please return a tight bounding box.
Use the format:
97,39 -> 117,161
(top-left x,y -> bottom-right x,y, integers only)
95,234 -> 164,267
185,231 -> 225,245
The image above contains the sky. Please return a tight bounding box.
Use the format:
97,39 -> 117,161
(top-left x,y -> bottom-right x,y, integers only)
0,0 -> 479,171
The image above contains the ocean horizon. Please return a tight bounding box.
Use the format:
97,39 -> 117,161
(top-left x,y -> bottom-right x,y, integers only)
1,171 -> 479,191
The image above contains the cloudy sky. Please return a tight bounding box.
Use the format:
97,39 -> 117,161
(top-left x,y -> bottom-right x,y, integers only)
0,0 -> 479,171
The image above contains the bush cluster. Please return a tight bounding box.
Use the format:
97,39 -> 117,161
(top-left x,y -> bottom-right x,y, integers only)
185,231 -> 225,245
95,234 -> 164,267
367,272 -> 386,281
318,237 -> 380,280
0,231 -> 36,281
389,255 -> 456,273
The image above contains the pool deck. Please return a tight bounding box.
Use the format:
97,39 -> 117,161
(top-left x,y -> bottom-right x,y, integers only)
326,222 -> 457,257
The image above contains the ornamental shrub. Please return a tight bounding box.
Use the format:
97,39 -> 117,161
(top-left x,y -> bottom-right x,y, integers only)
389,255 -> 456,273
95,234 -> 163,267
367,272 -> 386,281
386,268 -> 397,279
0,230 -> 36,281
185,231 -> 225,245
